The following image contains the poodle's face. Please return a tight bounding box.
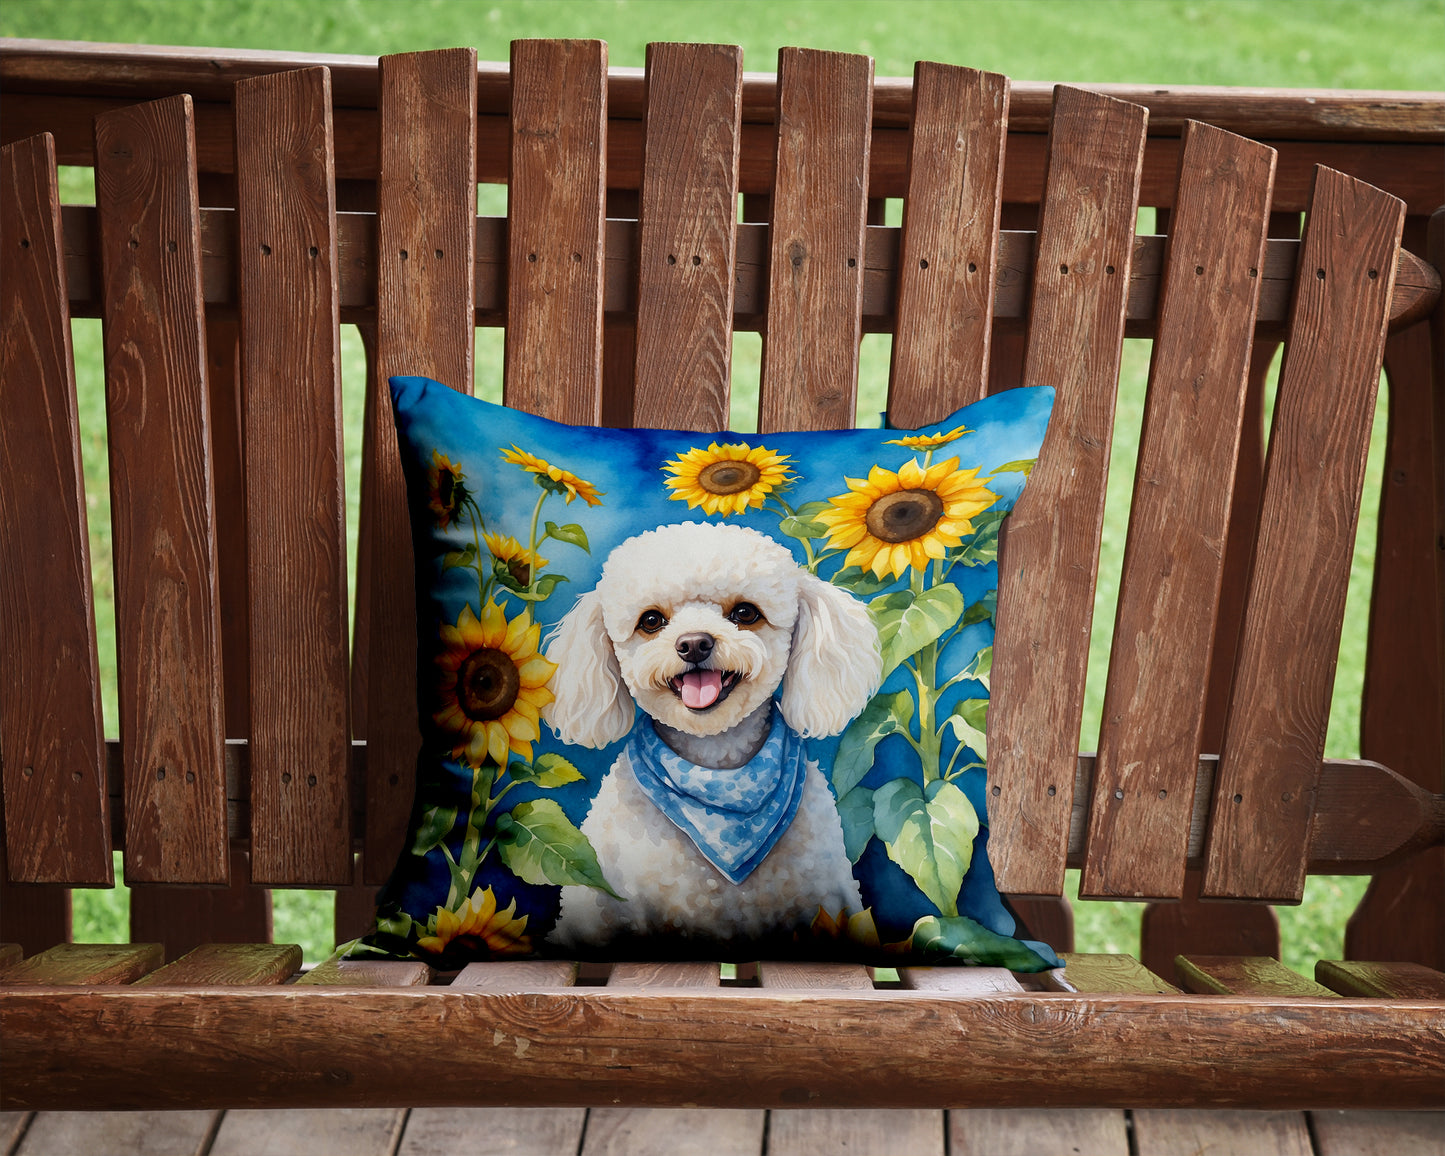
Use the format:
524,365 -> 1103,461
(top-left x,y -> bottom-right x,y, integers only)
596,524 -> 802,738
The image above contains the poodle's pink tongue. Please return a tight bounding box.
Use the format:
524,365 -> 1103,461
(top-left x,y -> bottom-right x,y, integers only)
680,669 -> 722,709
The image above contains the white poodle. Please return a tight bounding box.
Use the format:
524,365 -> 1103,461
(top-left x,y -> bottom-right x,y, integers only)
541,521 -> 882,952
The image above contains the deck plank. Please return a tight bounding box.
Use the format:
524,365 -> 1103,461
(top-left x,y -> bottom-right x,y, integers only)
15,1111 -> 218,1156
1316,960 -> 1445,999
1310,1110 -> 1445,1156
400,1108 -> 586,1156
0,943 -> 163,985
951,1108 -> 1128,1155
583,1108 -> 763,1156
1,1113 -> 32,1155
209,1109 -> 403,1156
768,1109 -> 944,1156
1132,1110 -> 1313,1156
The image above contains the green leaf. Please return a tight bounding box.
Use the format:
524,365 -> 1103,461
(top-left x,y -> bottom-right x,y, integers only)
910,914 -> 1060,970
952,510 -> 1007,568
874,583 -> 965,680
777,504 -> 830,540
411,805 -> 458,856
873,778 -> 978,917
989,458 -> 1036,478
495,798 -> 623,898
466,764 -> 497,827
829,566 -> 899,597
832,690 -> 914,798
509,752 -> 585,789
968,644 -> 993,683
373,912 -> 413,939
509,573 -> 570,602
543,521 -> 590,552
959,590 -> 997,628
442,543 -> 476,570
836,786 -> 875,863
944,697 -> 989,760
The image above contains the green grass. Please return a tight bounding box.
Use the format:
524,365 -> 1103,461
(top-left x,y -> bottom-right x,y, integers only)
16,0 -> 1439,969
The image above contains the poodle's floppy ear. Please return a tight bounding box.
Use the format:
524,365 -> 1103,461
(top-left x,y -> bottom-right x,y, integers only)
780,573 -> 882,738
541,589 -> 636,748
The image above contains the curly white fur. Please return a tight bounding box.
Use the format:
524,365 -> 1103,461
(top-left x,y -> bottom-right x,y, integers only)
541,522 -> 882,946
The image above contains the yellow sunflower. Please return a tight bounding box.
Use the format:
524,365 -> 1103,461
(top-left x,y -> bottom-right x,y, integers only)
483,531 -> 548,588
500,446 -> 604,506
815,456 -> 997,580
884,423 -> 972,450
433,600 -> 557,767
662,441 -> 795,516
417,886 -> 532,956
427,450 -> 468,528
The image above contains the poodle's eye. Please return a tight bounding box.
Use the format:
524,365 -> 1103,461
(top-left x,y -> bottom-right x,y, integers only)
636,609 -> 668,634
727,602 -> 763,626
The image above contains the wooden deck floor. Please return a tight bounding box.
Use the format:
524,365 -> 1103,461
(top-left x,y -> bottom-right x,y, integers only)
3,1108 -> 1442,1156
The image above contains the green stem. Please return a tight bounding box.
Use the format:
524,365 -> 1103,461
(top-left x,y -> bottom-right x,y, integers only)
524,487 -> 548,598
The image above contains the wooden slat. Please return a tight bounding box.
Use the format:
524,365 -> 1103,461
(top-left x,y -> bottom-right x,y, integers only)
1,1113 -> 31,1154
0,942 -> 162,985
583,1109 -> 764,1156
451,960 -> 579,988
3,987 -> 1441,1110
757,47 -> 873,434
757,962 -> 872,990
950,1109 -> 1128,1156
332,849 -> 377,947
769,1110 -> 943,1156
608,962 -> 719,988
1316,960 -> 1445,999
132,942 -> 300,986
1083,123 -> 1275,900
297,954 -> 431,987
14,1110 -> 218,1156
0,132 -> 110,885
93,95 -> 228,885
1204,167 -> 1407,902
1133,1110 -> 1313,1156
899,967 -> 1023,993
1139,869 -> 1279,982
401,1108 -> 587,1156
504,39 -> 607,424
1175,955 -> 1336,997
1047,952 -> 1181,994
209,1109 -> 404,1156
888,63 -> 1009,424
630,42 -> 742,432
233,67 -> 352,886
128,846 -> 271,962
1310,1110 -> 1445,1156
0,871 -> 69,957
0,945 -> 20,968
986,87 -> 1148,896
361,48 -> 477,886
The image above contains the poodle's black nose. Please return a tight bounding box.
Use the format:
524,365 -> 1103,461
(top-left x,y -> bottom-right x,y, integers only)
675,633 -> 714,664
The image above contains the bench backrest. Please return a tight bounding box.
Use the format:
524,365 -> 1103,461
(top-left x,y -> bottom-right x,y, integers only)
1,42 -> 1438,939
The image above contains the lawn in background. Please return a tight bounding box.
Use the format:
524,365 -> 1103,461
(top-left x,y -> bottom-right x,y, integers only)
12,0 -> 1440,967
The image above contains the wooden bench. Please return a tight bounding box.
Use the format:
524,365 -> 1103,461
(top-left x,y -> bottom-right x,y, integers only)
1,36 -> 1443,1128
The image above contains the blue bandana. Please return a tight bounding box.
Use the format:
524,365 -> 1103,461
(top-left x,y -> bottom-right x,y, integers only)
626,708 -> 807,884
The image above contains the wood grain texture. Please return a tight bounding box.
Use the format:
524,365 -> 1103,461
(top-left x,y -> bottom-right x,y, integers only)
451,960 -> 579,988
631,42 -> 741,432
583,1109 -> 764,1156
757,962 -> 872,990
233,67 -> 352,885
297,955 -> 431,987
1310,1110 -> 1445,1156
1,1112 -> 31,1154
209,1109 -> 404,1156
1204,167 -> 1406,902
401,1108 -> 587,1156
505,39 -> 607,424
363,49 -> 477,886
1133,1110 -> 1313,1156
1052,953 -> 1181,994
888,63 -> 1009,424
93,95 -> 229,885
768,1110 -> 943,1156
1083,123 -> 1275,900
1139,869 -> 1279,981
132,942 -> 300,986
899,967 -> 1024,993
1348,852 -> 1445,972
0,942 -> 161,984
951,1109 -> 1128,1156
1316,960 -> 1445,999
2,988 -> 1442,1110
1175,955 -> 1336,997
0,869 -> 69,956
0,132 -> 110,885
757,48 -> 873,434
0,945 -> 20,968
128,846 -> 271,962
14,1110 -> 218,1156
609,961 -> 720,988
986,87 -> 1148,896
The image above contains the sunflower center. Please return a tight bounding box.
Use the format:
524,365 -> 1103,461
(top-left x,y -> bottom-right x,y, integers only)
506,560 -> 532,587
698,460 -> 762,495
456,648 -> 520,721
866,488 -> 945,543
